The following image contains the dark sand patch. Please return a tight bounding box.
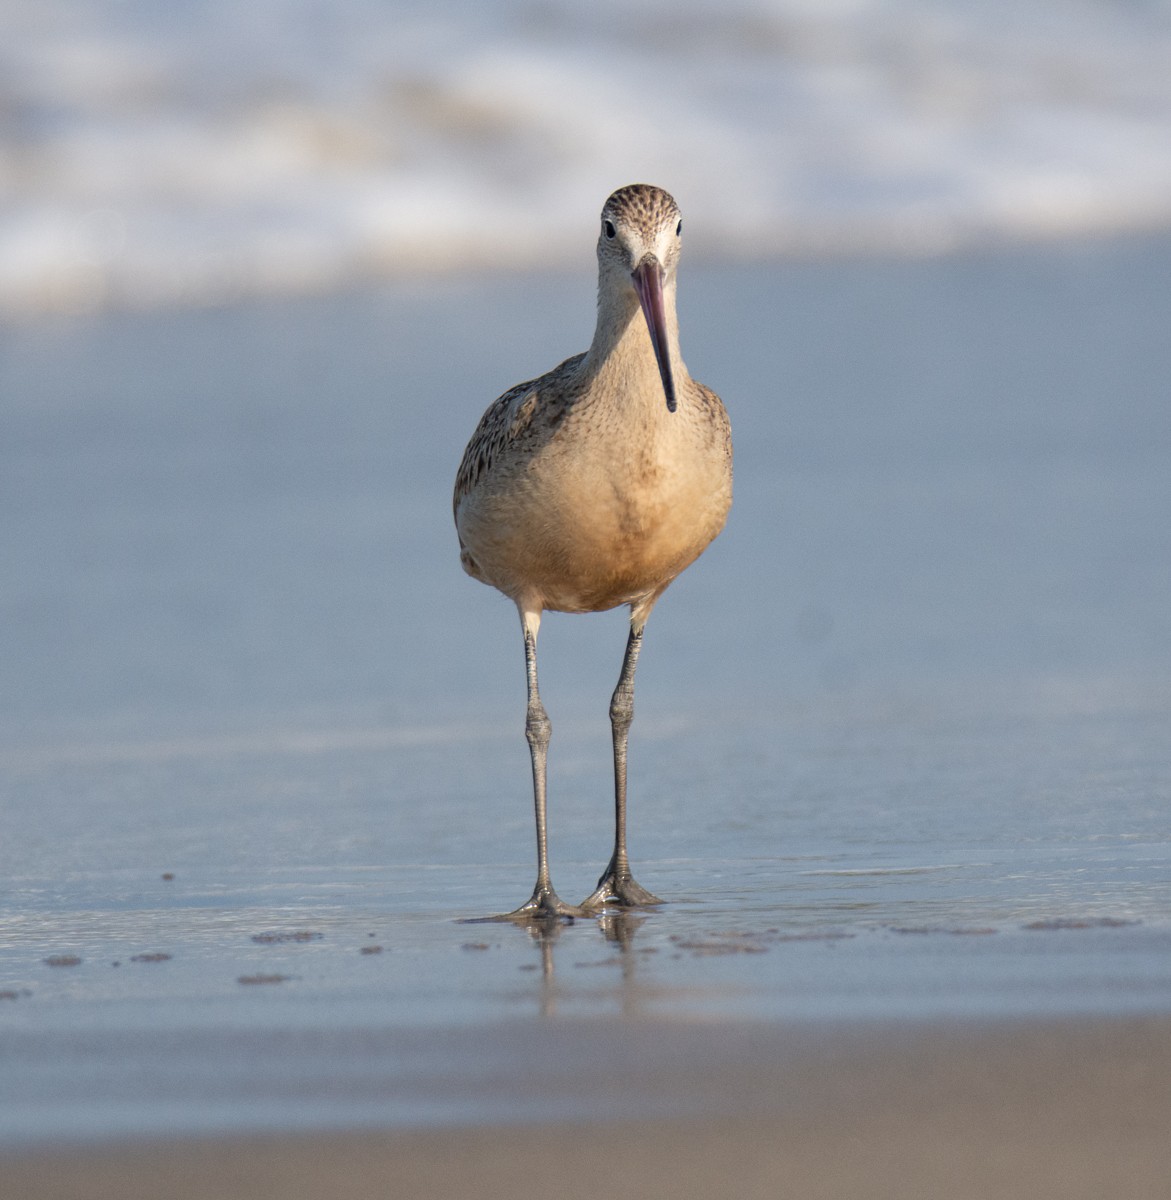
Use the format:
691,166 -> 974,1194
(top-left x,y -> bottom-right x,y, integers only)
250,932 -> 323,945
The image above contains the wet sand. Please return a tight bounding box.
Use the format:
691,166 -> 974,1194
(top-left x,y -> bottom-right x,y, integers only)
4,1015 -> 1169,1199
3,235 -> 1170,1191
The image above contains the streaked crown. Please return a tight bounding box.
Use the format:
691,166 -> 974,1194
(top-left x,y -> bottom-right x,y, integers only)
601,184 -> 681,240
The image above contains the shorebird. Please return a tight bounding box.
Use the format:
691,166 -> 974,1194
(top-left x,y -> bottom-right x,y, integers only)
453,184 -> 732,920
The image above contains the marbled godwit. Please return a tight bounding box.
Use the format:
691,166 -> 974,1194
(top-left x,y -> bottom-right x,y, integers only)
454,184 -> 732,920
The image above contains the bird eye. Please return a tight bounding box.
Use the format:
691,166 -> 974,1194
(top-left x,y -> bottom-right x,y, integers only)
603,219 -> 616,239
676,220 -> 682,236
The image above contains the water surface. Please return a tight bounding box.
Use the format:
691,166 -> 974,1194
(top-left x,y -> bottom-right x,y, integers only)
2,236 -> 1170,1144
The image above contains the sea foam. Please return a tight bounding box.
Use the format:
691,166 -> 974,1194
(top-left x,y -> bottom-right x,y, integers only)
4,0 -> 1171,314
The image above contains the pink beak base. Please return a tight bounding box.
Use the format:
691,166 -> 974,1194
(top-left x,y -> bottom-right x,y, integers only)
631,258 -> 677,413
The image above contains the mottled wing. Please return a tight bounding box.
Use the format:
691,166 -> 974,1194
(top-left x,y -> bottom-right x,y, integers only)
452,380 -> 532,518
690,380 -> 733,468
452,353 -> 585,518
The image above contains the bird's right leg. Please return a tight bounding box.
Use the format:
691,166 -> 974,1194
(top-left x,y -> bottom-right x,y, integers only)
500,607 -> 585,922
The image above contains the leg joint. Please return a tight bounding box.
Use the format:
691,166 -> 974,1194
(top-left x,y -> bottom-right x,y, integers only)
609,685 -> 634,730
525,701 -> 551,749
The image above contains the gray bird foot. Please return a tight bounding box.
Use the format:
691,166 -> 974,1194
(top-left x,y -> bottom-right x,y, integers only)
463,885 -> 587,924
580,871 -> 663,911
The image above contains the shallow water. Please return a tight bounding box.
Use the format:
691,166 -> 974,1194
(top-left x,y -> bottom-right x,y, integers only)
2,235 -> 1170,1144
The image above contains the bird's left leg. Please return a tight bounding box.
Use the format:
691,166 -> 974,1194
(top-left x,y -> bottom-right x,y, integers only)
581,618 -> 663,910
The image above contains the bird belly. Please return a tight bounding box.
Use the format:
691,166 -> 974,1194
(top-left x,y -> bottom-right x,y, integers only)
457,441 -> 729,614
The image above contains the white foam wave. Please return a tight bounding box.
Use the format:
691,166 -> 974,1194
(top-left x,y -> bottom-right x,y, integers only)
4,0 -> 1171,315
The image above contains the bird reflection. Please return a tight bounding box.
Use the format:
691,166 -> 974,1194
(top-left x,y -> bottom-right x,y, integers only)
520,910 -> 651,1018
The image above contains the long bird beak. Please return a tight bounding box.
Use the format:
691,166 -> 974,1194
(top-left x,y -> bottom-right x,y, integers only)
631,257 -> 677,413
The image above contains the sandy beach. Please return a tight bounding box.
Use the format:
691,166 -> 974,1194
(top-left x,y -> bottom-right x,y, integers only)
2,234 -> 1170,1194
4,1015 -> 1170,1199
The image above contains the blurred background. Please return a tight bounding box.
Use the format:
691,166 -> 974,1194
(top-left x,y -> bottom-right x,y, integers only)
4,0 -> 1171,318
4,0 -> 1171,748
2,0 -> 1169,873
2,0 -> 1170,1082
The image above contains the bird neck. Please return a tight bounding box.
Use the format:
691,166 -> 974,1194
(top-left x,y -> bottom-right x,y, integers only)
581,276 -> 684,405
